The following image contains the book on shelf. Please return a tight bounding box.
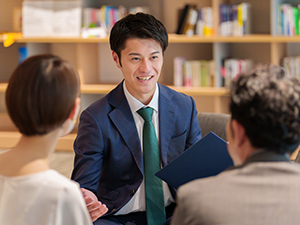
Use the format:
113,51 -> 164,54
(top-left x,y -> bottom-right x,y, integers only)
174,56 -> 186,87
191,60 -> 201,87
183,61 -> 192,87
176,4 -> 191,34
82,5 -> 129,38
282,56 -> 300,78
182,7 -> 198,36
22,1 -> 82,37
176,4 -> 197,35
23,2 -> 147,38
203,7 -> 214,36
294,6 -> 299,35
277,3 -> 300,36
174,58 -> 215,87
195,7 -> 214,36
219,2 -> 251,37
221,58 -> 253,87
219,4 -> 233,36
195,8 -> 204,36
200,60 -> 211,87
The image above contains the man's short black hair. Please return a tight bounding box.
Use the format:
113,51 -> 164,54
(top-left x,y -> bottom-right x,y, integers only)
109,12 -> 168,64
230,65 -> 300,154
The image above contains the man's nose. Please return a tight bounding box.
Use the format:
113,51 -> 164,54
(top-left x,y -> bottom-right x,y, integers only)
139,59 -> 151,73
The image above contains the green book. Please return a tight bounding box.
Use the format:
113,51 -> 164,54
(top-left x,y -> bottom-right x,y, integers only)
294,6 -> 299,35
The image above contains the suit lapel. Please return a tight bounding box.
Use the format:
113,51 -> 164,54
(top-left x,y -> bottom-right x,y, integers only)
158,84 -> 177,167
108,82 -> 144,175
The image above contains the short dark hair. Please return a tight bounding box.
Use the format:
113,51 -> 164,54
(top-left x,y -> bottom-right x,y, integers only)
230,65 -> 300,154
109,12 -> 168,63
6,54 -> 80,136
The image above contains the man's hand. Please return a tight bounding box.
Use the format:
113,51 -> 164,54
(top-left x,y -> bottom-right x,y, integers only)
81,188 -> 108,222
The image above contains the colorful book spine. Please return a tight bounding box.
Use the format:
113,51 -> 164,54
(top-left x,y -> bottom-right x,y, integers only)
173,56 -> 186,87
174,58 -> 215,87
219,2 -> 251,36
294,6 -> 299,35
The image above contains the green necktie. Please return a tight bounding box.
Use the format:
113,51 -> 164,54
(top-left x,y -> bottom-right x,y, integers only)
137,107 -> 166,225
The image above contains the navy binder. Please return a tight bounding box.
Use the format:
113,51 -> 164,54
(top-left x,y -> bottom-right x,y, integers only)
155,132 -> 233,189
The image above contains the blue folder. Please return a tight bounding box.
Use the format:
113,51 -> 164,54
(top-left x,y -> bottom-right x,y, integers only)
155,132 -> 233,189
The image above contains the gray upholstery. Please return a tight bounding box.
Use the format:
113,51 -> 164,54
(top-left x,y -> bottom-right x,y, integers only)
197,112 -> 230,141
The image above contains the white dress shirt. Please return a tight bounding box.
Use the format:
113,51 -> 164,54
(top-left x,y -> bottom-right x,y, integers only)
115,81 -> 174,215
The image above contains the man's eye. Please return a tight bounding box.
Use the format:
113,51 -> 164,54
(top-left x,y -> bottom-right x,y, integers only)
151,56 -> 158,60
132,57 -> 140,61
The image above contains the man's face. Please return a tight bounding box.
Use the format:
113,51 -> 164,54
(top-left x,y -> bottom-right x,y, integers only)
112,38 -> 163,105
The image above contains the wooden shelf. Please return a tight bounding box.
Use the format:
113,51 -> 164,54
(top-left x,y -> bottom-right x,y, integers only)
2,34 -> 300,45
17,36 -> 110,43
80,84 -> 117,94
0,131 -> 76,151
169,34 -> 276,43
169,86 -> 229,96
169,34 -> 300,43
0,82 -> 229,96
0,83 -> 7,92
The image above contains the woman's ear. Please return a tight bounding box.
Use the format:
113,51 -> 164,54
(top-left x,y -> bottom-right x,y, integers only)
69,97 -> 81,122
59,97 -> 81,137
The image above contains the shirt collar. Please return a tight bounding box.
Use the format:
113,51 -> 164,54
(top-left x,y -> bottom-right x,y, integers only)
123,81 -> 159,113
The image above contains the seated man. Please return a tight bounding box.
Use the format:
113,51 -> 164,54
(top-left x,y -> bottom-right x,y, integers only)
71,12 -> 202,225
171,65 -> 300,225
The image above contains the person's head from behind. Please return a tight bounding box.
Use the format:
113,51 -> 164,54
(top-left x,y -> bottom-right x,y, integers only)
110,13 -> 169,105
226,65 -> 300,165
6,54 -> 81,137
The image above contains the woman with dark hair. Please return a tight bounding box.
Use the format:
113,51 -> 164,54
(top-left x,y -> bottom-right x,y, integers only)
0,54 -> 106,224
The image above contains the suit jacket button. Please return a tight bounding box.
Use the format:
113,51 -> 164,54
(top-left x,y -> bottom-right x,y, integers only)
132,189 -> 135,195
111,208 -> 116,213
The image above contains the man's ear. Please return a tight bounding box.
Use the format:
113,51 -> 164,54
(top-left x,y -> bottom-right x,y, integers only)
231,119 -> 246,147
112,51 -> 121,69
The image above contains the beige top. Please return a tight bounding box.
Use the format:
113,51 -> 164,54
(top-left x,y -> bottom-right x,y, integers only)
0,169 -> 92,225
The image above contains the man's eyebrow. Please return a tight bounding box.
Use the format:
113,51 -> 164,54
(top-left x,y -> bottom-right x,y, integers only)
150,51 -> 160,55
128,51 -> 160,56
128,53 -> 141,56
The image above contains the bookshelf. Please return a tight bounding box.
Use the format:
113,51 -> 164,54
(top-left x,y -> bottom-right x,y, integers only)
1,0 -> 300,151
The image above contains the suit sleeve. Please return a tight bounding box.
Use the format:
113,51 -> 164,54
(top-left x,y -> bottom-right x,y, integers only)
186,96 -> 202,149
71,109 -> 104,194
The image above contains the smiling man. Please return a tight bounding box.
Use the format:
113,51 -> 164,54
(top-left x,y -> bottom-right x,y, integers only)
71,13 -> 202,225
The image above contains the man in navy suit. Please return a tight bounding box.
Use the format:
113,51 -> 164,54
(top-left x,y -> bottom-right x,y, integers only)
71,12 -> 202,225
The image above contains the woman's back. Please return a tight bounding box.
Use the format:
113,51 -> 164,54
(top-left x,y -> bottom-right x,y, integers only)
0,54 -> 94,225
0,169 -> 92,225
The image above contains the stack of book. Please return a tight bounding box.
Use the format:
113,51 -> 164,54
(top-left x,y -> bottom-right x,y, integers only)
282,56 -> 300,77
219,2 -> 251,36
221,58 -> 253,87
22,1 -> 82,37
278,4 -> 300,36
174,57 -> 215,87
82,6 -> 149,37
195,7 -> 214,36
176,4 -> 213,36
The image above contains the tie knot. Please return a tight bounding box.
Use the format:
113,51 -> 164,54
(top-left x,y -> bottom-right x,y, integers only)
137,107 -> 153,122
